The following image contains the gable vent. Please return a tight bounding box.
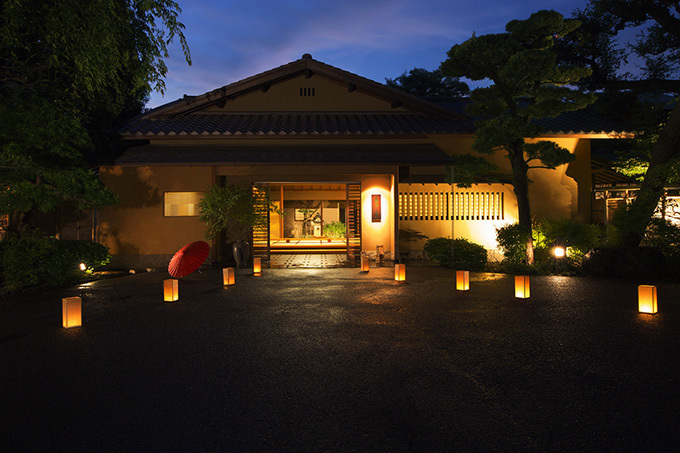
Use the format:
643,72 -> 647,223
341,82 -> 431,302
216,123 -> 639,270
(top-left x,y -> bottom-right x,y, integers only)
299,87 -> 316,97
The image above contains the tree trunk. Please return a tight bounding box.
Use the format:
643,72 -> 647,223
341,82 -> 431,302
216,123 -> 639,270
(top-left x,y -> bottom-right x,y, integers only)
509,146 -> 535,264
621,102 -> 680,247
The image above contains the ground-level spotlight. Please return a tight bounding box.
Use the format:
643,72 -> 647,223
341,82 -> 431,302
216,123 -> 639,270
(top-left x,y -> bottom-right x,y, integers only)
456,270 -> 469,291
638,285 -> 658,314
394,263 -> 406,282
515,275 -> 530,299
253,257 -> 262,276
62,296 -> 82,328
164,279 -> 179,302
223,267 -> 235,286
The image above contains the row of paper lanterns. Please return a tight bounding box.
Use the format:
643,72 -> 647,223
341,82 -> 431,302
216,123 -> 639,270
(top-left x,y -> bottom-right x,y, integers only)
62,260 -> 659,329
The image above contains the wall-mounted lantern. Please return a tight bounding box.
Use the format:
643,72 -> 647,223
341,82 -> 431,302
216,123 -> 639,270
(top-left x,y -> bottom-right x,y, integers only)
394,263 -> 406,282
223,268 -> 235,286
456,270 -> 469,291
638,285 -> 658,314
62,296 -> 82,328
372,194 -> 381,223
515,276 -> 530,299
253,257 -> 262,276
164,279 -> 179,302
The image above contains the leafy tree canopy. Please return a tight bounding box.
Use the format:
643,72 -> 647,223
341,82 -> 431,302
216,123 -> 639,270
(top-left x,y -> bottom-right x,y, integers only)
441,10 -> 595,263
0,0 -> 191,234
385,68 -> 469,97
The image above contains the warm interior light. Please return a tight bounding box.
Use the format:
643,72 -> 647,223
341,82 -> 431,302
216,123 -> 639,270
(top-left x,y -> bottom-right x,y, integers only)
638,285 -> 658,314
553,247 -> 565,258
394,263 -> 406,282
164,279 -> 179,302
253,257 -> 262,276
515,275 -> 530,299
79,262 -> 87,271
456,270 -> 469,291
361,255 -> 370,272
62,296 -> 82,328
223,267 -> 235,286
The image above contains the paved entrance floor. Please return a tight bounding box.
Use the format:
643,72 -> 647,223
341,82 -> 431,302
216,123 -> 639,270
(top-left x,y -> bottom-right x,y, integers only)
270,253 -> 347,268
1,268 -> 679,450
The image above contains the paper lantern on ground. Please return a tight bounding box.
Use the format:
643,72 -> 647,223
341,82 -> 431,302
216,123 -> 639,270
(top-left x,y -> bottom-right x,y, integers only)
638,285 -> 658,314
223,267 -> 235,286
253,257 -> 262,276
456,270 -> 469,291
62,296 -> 82,328
361,255 -> 370,272
164,279 -> 178,302
394,264 -> 406,282
515,276 -> 530,299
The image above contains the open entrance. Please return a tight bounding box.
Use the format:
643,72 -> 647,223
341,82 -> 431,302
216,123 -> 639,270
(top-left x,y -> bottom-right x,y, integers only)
253,183 -> 361,267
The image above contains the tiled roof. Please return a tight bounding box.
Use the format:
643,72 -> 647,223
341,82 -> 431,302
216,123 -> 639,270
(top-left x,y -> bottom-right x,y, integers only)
120,112 -> 473,136
120,101 -> 626,138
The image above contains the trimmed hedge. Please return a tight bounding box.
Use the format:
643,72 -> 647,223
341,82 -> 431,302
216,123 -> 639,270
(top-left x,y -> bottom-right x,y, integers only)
423,237 -> 488,270
0,234 -> 110,291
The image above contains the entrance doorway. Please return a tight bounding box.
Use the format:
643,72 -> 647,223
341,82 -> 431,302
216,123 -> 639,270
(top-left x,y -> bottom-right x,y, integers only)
253,183 -> 361,265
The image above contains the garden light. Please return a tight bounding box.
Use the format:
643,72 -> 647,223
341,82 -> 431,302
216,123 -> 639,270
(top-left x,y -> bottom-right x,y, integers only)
638,285 -> 658,314
223,268 -> 235,286
394,264 -> 406,282
164,279 -> 179,302
62,297 -> 82,328
515,275 -> 530,299
456,270 -> 469,291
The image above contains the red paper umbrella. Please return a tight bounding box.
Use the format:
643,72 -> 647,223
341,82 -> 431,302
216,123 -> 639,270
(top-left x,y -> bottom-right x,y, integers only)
168,241 -> 209,278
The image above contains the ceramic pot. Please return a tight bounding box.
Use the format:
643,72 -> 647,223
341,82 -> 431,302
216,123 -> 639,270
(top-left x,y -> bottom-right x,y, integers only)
232,240 -> 250,268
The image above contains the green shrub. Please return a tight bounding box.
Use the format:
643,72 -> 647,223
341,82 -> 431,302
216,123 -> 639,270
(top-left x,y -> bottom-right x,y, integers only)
0,234 -> 110,291
643,219 -> 680,277
323,221 -> 346,238
423,237 -> 488,271
496,223 -> 531,265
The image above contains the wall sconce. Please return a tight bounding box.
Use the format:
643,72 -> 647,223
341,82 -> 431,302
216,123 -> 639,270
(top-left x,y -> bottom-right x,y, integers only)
223,267 -> 235,286
515,276 -> 530,299
456,270 -> 469,291
638,285 -> 658,314
372,194 -> 381,222
164,279 -> 179,302
253,257 -> 262,276
394,263 -> 406,282
361,255 -> 370,272
62,296 -> 82,329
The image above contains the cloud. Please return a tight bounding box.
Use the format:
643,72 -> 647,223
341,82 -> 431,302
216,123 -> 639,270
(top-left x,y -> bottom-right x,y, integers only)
147,0 -> 590,108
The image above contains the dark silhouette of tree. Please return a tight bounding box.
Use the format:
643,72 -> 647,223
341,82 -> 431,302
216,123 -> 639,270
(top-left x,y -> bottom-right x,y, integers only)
385,68 -> 469,97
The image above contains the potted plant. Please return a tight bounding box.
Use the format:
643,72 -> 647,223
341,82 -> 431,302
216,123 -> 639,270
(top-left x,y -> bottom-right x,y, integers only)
198,183 -> 278,267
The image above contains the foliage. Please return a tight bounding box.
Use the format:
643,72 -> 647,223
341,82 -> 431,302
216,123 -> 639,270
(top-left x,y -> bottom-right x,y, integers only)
444,155 -> 497,188
496,218 -> 604,272
199,184 -> 279,241
642,218 -> 680,275
441,10 -> 595,263
0,0 -> 191,234
323,221 -> 346,238
385,68 -> 469,97
423,237 -> 488,271
0,233 -> 110,291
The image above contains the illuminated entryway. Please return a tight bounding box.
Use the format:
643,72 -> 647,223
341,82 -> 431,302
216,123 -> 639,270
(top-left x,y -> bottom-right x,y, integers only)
253,183 -> 361,264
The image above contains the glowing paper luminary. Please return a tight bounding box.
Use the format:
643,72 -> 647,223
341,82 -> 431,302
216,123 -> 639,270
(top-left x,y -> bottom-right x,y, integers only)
253,257 -> 262,276
394,263 -> 406,282
638,285 -> 658,314
62,296 -> 82,328
456,270 -> 469,291
515,275 -> 530,299
163,279 -> 179,302
223,267 -> 235,286
361,255 -> 370,272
